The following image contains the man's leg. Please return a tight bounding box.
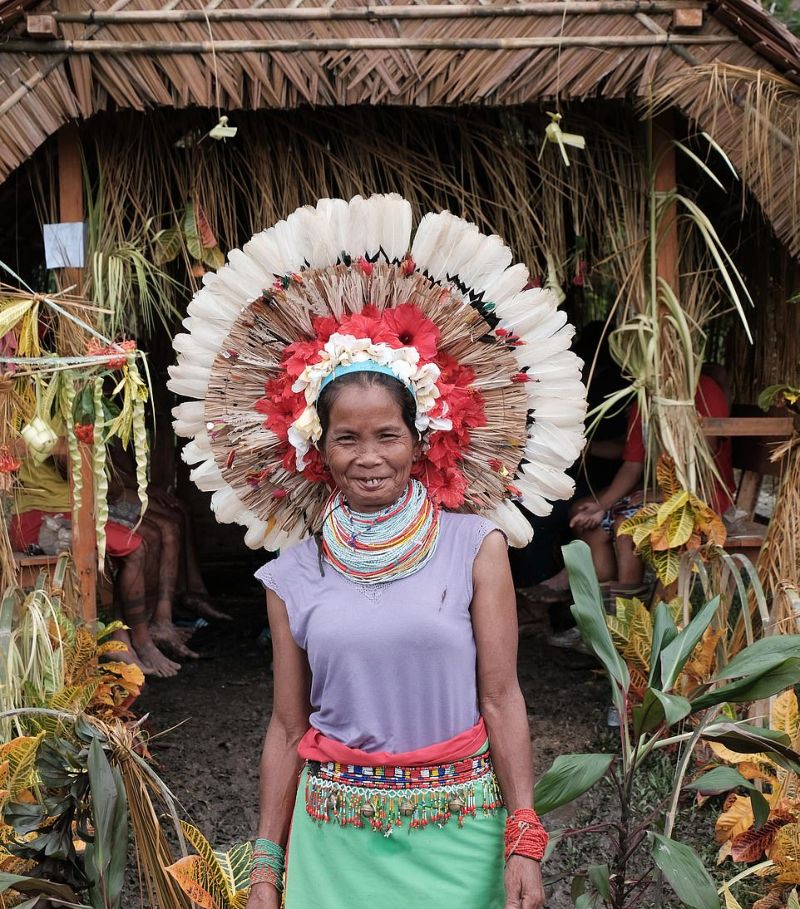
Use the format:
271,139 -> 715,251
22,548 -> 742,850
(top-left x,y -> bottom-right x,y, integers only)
144,513 -> 199,658
115,541 -> 180,677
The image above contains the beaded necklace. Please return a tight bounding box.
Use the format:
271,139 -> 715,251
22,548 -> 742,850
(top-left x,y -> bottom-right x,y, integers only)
321,480 -> 440,584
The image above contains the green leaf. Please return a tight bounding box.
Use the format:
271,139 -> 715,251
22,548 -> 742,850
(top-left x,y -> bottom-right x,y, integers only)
701,722 -> 800,775
182,204 -> 202,260
633,688 -> 691,737
152,227 -> 183,265
87,738 -> 117,876
711,635 -> 800,681
588,864 -> 611,901
684,766 -> 769,828
534,753 -> 615,815
0,873 -> 82,904
563,541 -> 629,697
650,832 -> 720,909
691,657 -> 800,711
659,596 -> 720,690
648,601 -> 678,688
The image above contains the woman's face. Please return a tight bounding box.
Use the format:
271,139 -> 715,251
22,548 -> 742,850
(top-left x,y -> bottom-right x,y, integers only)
322,383 -> 417,513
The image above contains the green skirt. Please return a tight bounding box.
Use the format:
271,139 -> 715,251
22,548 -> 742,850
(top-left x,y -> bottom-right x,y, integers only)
285,753 -> 506,908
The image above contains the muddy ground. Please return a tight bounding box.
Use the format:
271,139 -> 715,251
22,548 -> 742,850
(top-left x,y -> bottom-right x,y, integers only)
135,569 -> 721,907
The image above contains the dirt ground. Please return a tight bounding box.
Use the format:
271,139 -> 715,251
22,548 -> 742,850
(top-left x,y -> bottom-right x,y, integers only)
135,570 -> 611,904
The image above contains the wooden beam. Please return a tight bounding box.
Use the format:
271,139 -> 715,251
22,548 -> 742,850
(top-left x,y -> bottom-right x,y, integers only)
57,123 -> 96,624
0,34 -> 739,54
700,416 -> 795,437
53,1 -> 707,24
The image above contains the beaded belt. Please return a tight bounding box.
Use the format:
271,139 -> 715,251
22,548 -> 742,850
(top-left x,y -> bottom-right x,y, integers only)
304,752 -> 504,834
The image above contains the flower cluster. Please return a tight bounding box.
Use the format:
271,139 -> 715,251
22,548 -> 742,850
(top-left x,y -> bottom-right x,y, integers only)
85,338 -> 137,369
256,304 -> 487,507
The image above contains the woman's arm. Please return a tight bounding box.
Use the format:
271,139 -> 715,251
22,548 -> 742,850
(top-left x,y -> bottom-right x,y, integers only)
248,590 -> 312,908
472,530 -> 544,909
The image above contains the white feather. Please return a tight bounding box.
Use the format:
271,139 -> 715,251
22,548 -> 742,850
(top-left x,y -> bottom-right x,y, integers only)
172,334 -> 216,369
514,328 -> 575,368
479,500 -> 534,548
190,459 -> 225,492
520,461 -> 576,500
172,400 -> 205,437
346,195 -> 369,258
457,233 -> 513,295
482,263 -> 530,309
377,194 -> 413,262
228,248 -> 272,289
410,212 -> 464,281
166,363 -> 211,399
181,431 -> 211,465
513,479 -> 556,517
272,217 -> 307,273
243,228 -> 294,277
210,487 -> 248,524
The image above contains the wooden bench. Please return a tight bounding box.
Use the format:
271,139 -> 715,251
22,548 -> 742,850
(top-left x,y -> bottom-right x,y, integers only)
700,409 -> 796,561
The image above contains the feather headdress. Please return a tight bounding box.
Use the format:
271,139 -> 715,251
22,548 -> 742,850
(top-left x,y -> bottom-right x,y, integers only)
169,194 -> 587,549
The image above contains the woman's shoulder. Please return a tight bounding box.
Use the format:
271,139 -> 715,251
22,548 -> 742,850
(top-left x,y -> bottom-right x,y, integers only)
253,536 -> 319,600
439,510 -> 506,554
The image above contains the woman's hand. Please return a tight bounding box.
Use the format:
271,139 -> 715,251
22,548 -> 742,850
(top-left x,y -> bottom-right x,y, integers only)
245,882 -> 281,909
504,856 -> 545,909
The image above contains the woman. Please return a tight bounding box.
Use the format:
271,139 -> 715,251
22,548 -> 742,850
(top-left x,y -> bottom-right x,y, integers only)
169,194 -> 587,908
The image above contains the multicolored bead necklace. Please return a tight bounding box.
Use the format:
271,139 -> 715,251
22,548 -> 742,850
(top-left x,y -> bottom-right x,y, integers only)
321,480 -> 440,584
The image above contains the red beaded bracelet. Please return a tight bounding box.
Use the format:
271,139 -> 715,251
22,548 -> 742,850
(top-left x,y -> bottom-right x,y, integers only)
504,808 -> 549,863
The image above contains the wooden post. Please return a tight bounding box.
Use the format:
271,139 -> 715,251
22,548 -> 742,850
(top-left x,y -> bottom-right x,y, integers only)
653,112 -> 679,290
57,123 -> 97,623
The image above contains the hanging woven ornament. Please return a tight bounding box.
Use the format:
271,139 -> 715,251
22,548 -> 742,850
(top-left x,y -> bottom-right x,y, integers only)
169,194 -> 587,550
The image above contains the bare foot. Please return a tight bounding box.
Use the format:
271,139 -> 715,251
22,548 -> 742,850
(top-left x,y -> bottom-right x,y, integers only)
183,593 -> 232,622
107,629 -> 151,675
134,639 -> 181,678
149,622 -> 200,659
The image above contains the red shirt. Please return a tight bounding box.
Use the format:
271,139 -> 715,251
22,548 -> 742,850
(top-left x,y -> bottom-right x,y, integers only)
622,375 -> 734,513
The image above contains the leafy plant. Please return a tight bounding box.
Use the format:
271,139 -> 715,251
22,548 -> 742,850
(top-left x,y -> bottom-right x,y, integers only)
704,688 -> 800,892
153,201 -> 226,274
165,822 -> 252,909
758,384 -> 800,416
617,455 -> 726,586
534,540 -> 800,909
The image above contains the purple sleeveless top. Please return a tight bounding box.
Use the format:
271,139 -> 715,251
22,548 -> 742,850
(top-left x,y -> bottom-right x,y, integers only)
255,511 -> 502,753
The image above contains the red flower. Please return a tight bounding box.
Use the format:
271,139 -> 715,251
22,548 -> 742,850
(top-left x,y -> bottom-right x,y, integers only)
425,431 -> 465,470
74,423 -> 94,445
381,304 -> 440,360
283,338 -> 323,381
301,447 -> 331,485
414,462 -> 468,509
312,315 -> 339,343
257,378 -> 305,441
338,307 -> 394,345
436,353 -> 475,389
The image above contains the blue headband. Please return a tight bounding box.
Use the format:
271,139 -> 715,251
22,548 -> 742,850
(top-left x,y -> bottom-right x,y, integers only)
319,360 -> 416,398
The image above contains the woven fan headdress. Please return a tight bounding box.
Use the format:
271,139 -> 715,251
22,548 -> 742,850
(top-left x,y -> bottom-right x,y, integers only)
169,195 -> 587,550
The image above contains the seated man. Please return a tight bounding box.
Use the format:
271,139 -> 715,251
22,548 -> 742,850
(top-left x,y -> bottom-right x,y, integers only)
535,372 -> 735,609
11,453 -> 181,678
108,441 -> 230,624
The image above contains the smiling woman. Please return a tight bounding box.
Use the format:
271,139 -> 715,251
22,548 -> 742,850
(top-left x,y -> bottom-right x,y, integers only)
318,373 -> 418,512
169,194 -> 587,909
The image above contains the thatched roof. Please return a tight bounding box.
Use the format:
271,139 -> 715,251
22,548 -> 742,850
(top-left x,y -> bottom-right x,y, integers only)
1,0 -> 799,255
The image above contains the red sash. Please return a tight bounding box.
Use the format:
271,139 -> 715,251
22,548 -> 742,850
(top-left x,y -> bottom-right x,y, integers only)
297,718 -> 487,767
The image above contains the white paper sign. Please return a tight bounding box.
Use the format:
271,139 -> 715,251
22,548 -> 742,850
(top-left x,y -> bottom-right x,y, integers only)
43,221 -> 87,269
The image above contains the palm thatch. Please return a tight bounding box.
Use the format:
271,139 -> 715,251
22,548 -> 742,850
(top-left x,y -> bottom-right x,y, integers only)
0,0 -> 799,260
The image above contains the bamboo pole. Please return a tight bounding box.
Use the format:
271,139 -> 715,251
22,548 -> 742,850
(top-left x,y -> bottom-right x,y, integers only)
57,123 -> 97,624
0,34 -> 737,54
53,1 -> 706,24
